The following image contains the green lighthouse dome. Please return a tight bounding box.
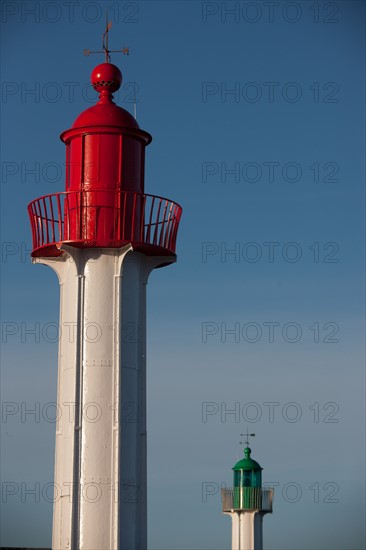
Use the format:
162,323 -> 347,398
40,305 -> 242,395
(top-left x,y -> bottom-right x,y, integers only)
232,447 -> 262,489
233,447 -> 263,472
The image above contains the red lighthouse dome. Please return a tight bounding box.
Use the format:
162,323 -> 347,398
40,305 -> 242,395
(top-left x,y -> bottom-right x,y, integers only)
28,61 -> 181,258
64,63 -> 146,132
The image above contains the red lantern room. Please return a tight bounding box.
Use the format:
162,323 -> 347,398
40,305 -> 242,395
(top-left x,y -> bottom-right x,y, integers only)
28,61 -> 181,258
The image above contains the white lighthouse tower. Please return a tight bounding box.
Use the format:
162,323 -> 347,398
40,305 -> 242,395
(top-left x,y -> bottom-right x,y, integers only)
221,435 -> 274,550
27,31 -> 181,550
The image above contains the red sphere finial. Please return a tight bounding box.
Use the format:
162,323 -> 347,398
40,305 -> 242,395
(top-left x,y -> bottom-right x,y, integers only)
91,63 -> 122,97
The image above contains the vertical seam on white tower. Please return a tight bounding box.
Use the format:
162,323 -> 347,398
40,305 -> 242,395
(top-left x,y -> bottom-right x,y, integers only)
53,276 -> 64,548
71,268 -> 85,549
111,259 -> 121,549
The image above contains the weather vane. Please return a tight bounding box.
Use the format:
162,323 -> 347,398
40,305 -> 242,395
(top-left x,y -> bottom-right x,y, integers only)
240,430 -> 255,447
83,12 -> 129,63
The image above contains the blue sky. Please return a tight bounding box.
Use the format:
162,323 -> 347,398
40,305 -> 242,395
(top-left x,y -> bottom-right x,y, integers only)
1,1 -> 365,548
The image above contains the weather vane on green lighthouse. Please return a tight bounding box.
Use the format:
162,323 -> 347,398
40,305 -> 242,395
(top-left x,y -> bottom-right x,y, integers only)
240,430 -> 256,447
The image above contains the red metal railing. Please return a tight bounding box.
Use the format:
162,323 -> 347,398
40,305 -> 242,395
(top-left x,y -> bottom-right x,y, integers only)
28,190 -> 182,257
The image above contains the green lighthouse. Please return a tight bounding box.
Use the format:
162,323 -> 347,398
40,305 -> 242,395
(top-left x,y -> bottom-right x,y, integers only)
222,434 -> 273,550
233,446 -> 263,509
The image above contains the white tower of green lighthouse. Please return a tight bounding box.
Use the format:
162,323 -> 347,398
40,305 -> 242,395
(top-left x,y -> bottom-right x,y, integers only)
222,435 -> 274,550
